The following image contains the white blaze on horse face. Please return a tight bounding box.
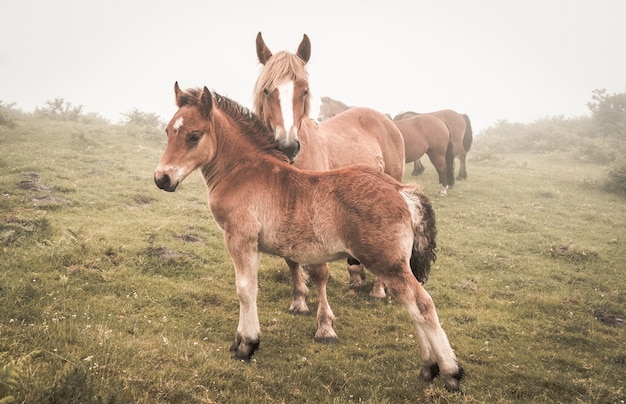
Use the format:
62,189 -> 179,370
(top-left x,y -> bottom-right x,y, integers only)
277,81 -> 298,144
173,116 -> 184,133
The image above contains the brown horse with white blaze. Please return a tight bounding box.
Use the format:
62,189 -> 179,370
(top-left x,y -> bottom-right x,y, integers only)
154,83 -> 464,391
253,32 -> 406,301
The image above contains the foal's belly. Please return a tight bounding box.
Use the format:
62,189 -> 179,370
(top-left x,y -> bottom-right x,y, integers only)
259,240 -> 350,265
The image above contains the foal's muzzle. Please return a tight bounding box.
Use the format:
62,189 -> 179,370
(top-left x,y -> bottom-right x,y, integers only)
154,173 -> 178,192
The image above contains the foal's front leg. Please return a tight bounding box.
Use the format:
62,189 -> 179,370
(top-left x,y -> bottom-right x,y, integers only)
224,234 -> 262,361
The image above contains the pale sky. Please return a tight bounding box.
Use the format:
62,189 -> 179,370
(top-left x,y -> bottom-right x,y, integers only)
1,0 -> 625,133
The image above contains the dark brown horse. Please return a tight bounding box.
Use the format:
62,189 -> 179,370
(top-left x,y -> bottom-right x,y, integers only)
394,114 -> 455,195
394,110 -> 473,180
253,33 -> 406,300
154,84 -> 464,391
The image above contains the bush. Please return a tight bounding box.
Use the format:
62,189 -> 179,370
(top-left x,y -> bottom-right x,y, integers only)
605,160 -> 626,195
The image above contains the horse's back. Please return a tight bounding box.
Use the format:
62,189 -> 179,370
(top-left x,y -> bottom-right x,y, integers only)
394,115 -> 450,162
318,107 -> 405,181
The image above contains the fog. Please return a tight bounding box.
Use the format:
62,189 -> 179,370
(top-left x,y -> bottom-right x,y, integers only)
1,0 -> 625,132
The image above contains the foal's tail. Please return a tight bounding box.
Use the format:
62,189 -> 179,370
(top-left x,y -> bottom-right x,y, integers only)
400,186 -> 437,284
462,114 -> 473,153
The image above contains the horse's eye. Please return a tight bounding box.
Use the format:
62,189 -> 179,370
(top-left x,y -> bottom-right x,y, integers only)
303,89 -> 309,97
263,88 -> 271,96
186,132 -> 203,146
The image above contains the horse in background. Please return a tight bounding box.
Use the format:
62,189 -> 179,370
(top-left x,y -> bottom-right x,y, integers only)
317,96 -> 353,121
253,32 -> 406,301
318,96 -> 455,194
394,110 -> 473,180
394,115 -> 455,195
154,83 -> 464,391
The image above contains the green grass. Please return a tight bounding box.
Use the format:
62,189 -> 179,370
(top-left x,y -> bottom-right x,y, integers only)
1,119 -> 625,403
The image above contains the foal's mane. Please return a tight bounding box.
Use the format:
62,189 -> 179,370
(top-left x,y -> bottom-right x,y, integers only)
179,88 -> 290,163
252,51 -> 311,118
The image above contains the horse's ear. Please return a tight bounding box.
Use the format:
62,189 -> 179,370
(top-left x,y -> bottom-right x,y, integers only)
297,34 -> 311,63
200,86 -> 213,118
256,32 -> 273,65
174,81 -> 183,107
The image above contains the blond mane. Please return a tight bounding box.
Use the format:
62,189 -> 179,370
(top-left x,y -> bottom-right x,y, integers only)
252,51 -> 311,119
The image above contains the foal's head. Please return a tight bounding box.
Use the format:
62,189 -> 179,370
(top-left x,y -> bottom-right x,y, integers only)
253,32 -> 311,162
155,82 -> 289,192
154,83 -> 215,192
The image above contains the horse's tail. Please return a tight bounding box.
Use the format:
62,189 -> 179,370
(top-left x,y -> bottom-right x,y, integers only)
462,114 -> 473,152
445,124 -> 456,187
400,186 -> 437,284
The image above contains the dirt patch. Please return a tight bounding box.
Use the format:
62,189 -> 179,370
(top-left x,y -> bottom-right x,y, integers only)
593,307 -> 625,327
143,246 -> 181,259
17,180 -> 50,192
16,172 -> 70,207
175,233 -> 204,243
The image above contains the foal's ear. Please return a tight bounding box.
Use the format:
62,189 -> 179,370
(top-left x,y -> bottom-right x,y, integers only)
200,86 -> 213,118
297,34 -> 311,63
256,32 -> 273,65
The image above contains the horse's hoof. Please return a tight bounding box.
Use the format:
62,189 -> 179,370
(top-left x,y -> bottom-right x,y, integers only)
230,335 -> 260,361
369,290 -> 386,299
442,364 -> 465,392
315,335 -> 338,344
288,302 -> 310,315
419,362 -> 440,383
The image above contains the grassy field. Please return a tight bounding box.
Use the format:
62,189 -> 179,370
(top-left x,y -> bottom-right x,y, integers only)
1,118 -> 625,403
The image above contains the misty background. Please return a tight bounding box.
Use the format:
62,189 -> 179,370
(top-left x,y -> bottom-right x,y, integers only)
1,0 -> 625,133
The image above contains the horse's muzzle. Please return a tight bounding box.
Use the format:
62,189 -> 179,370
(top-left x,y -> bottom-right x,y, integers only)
282,140 -> 301,164
154,173 -> 178,192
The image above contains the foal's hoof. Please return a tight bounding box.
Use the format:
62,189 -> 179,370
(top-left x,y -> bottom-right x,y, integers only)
230,334 -> 260,361
419,363 -> 440,383
442,365 -> 465,392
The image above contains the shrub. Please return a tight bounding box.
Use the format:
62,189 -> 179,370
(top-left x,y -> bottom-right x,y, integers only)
605,159 -> 626,195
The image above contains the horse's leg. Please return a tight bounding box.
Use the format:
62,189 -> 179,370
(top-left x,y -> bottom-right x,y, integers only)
223,232 -> 262,361
369,276 -> 386,299
426,152 -> 448,196
384,269 -> 464,392
347,257 -> 366,290
286,259 -> 310,314
457,152 -> 468,180
348,257 -> 386,298
412,159 -> 425,176
304,263 -> 337,343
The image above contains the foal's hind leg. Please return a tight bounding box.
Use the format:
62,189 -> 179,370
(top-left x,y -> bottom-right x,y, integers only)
304,263 -> 337,343
384,270 -> 464,392
286,259 -> 310,314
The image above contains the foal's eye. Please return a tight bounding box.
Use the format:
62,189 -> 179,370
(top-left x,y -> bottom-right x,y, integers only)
263,88 -> 270,96
303,89 -> 310,97
186,132 -> 203,146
